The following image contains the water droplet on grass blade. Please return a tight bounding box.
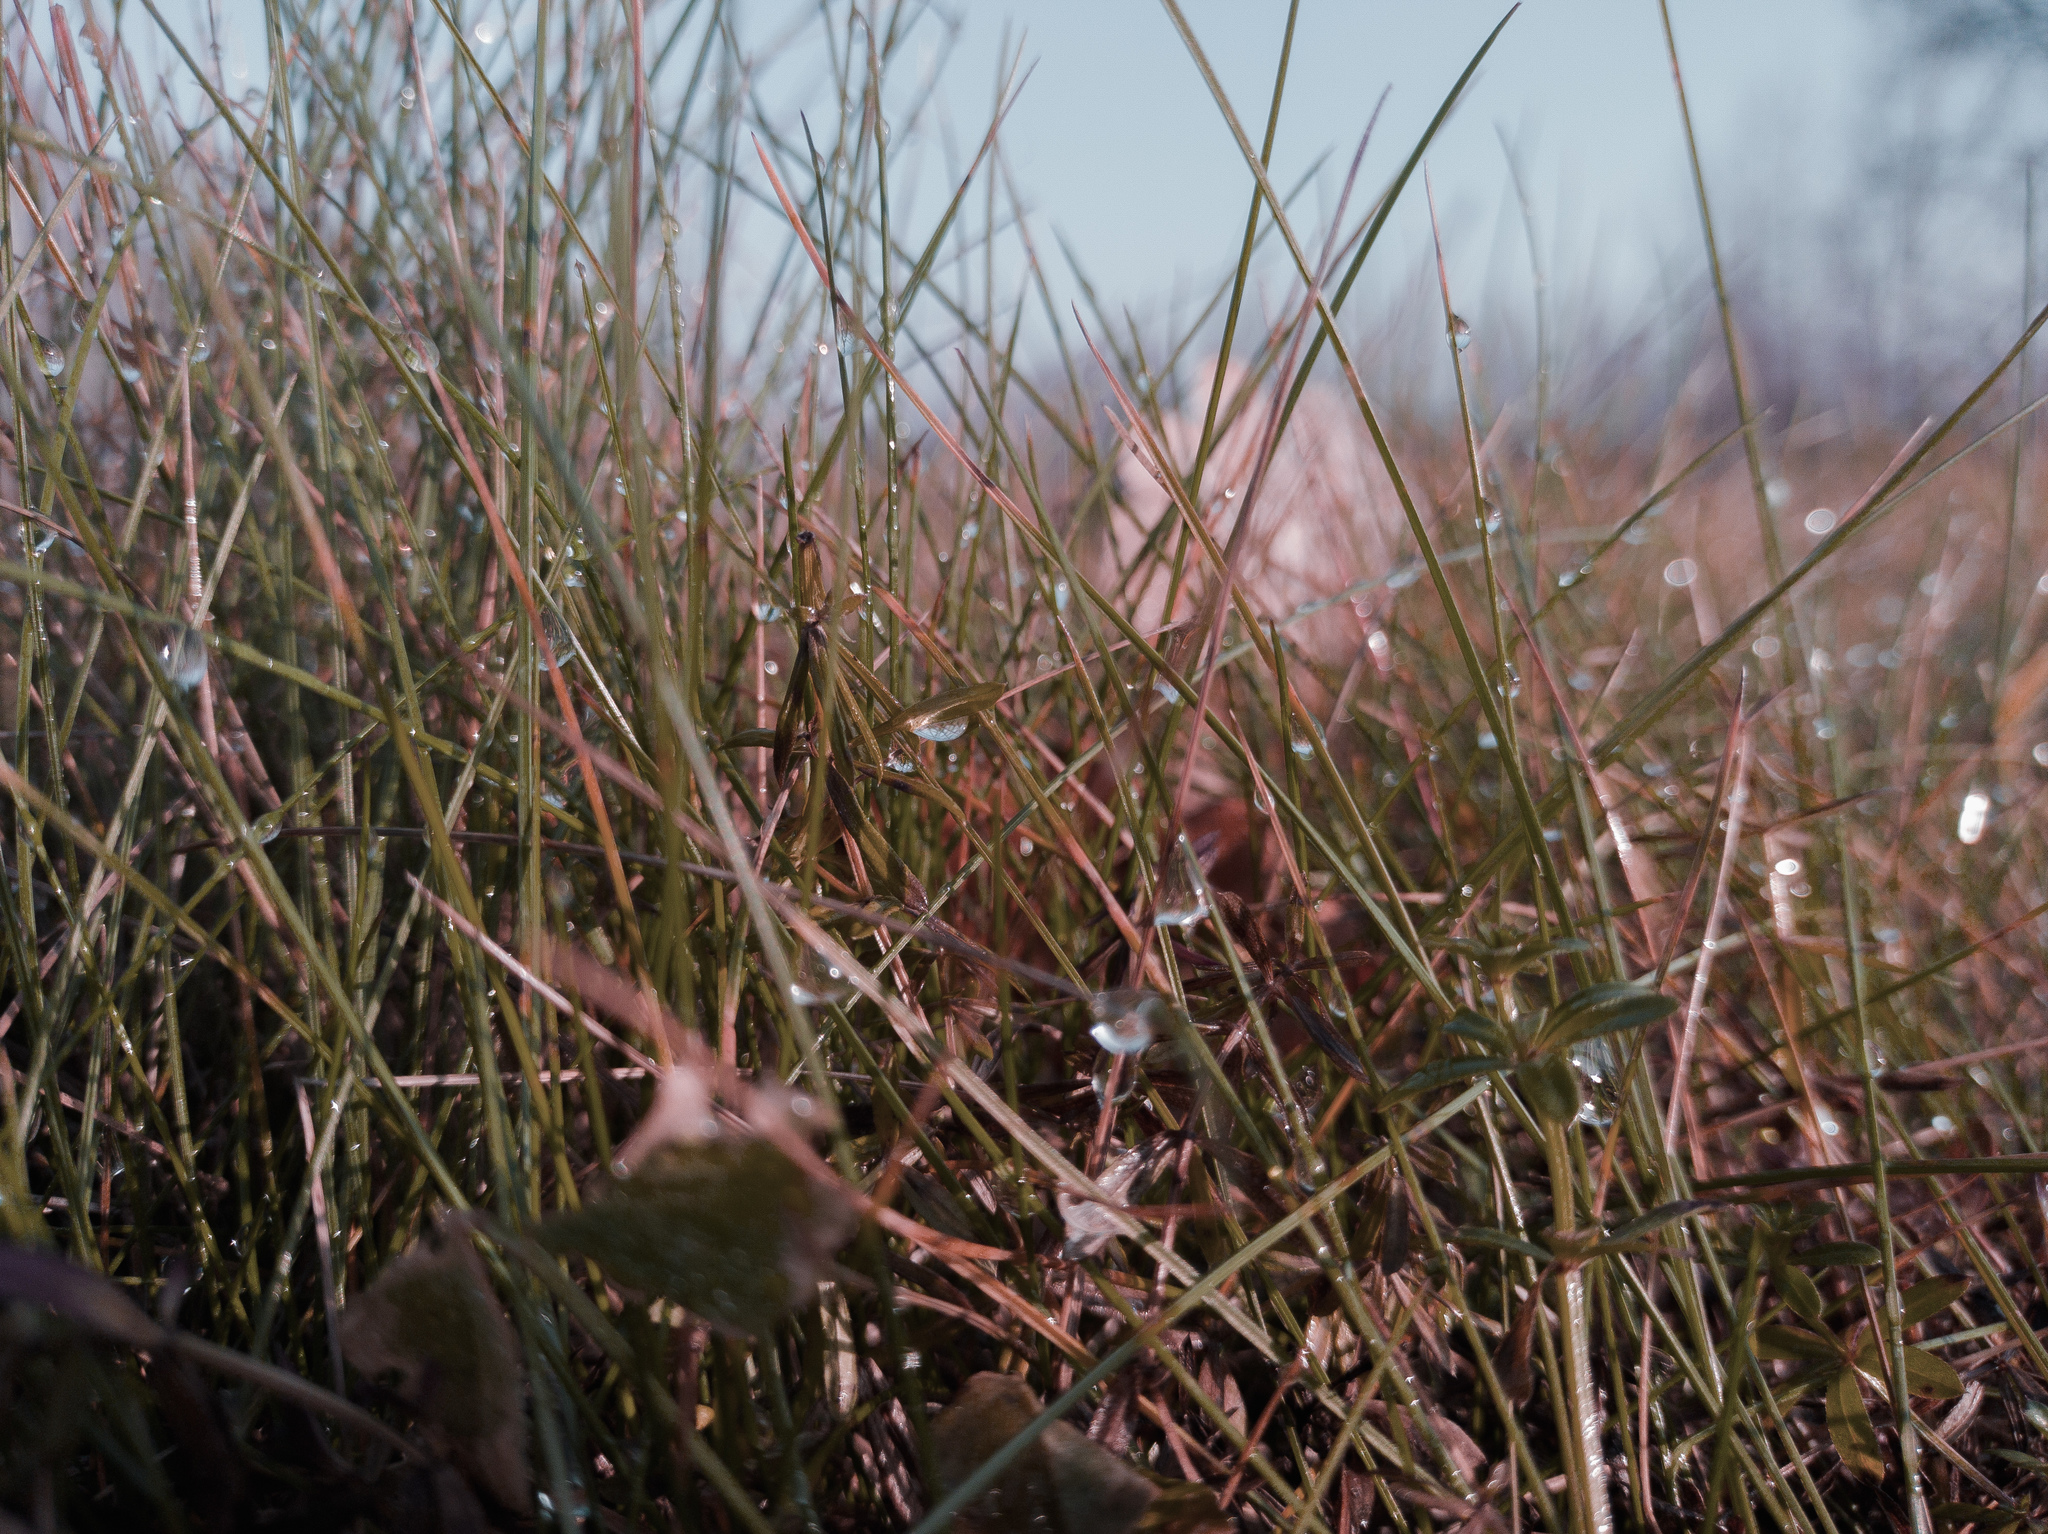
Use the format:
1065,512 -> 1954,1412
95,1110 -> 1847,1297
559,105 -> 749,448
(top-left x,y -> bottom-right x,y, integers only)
1664,558 -> 1697,587
884,745 -> 916,774
789,950 -> 855,1008
1089,988 -> 1175,1056
1151,837 -> 1208,927
881,680 -> 1003,746
161,625 -> 208,689
400,330 -> 439,372
1449,313 -> 1472,351
1957,790 -> 1990,846
38,345 -> 64,378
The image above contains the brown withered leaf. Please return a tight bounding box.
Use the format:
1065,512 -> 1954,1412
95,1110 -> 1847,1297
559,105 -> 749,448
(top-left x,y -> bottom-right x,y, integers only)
1055,1136 -> 1178,1260
931,1372 -> 1226,1534
538,1063 -> 857,1338
338,1217 -> 528,1508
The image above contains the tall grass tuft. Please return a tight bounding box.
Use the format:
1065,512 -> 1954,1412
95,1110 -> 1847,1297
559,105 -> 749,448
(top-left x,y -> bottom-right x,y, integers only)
3,1 -> 2047,1530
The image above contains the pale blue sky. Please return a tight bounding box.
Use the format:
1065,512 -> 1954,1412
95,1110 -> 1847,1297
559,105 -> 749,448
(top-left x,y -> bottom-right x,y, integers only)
143,0 -> 2045,382
914,0 -> 1872,311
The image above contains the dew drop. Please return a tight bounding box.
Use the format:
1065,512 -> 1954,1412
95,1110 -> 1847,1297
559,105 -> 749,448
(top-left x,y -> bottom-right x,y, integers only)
1089,989 -> 1171,1055
789,951 -> 855,1008
1151,836 -> 1209,928
160,625 -> 209,689
1957,790 -> 1990,846
1449,313 -> 1472,351
38,345 -> 65,378
400,329 -> 439,372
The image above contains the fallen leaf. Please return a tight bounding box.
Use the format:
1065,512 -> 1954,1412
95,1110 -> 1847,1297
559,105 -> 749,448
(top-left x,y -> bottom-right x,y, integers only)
539,1135 -> 854,1338
339,1218 -> 528,1507
931,1372 -> 1226,1533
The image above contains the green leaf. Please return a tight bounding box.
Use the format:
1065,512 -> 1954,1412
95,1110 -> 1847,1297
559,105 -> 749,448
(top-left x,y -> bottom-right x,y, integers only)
1754,1325 -> 1842,1363
1534,981 -> 1678,1053
1442,1009 -> 1509,1049
1792,1241 -> 1882,1269
1428,931 -> 1592,981
1902,1346 -> 1966,1400
878,680 -> 1006,741
1854,1334 -> 1966,1400
537,1136 -> 855,1338
1826,1368 -> 1886,1478
1773,1262 -> 1825,1324
1383,1055 -> 1506,1104
1605,1199 -> 1712,1245
1900,1276 -> 1970,1327
1515,1054 -> 1582,1125
1450,1226 -> 1552,1263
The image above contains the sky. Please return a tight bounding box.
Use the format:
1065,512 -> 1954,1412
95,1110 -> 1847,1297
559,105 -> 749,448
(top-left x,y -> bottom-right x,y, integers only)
106,0 -> 2048,389
752,0 -> 1888,330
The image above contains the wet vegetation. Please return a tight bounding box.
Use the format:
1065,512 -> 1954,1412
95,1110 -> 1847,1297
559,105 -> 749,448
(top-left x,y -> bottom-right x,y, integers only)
3,1 -> 2048,1529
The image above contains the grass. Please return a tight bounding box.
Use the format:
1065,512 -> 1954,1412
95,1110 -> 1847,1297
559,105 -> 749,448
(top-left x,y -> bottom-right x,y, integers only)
3,0 -> 2048,1530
